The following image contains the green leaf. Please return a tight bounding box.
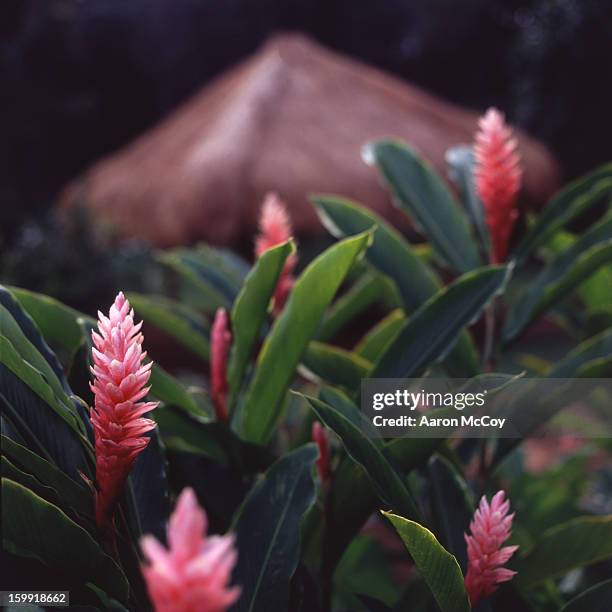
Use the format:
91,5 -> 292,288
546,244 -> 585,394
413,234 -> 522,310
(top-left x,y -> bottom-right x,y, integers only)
153,405 -> 229,465
299,393 -> 420,521
355,309 -> 406,362
370,266 -> 508,379
545,229 -> 612,315
0,337 -> 93,478
318,385 -> 381,439
158,245 -> 248,311
127,292 -> 210,360
514,515 -> 612,587
513,163 -> 612,264
335,536 -> 401,609
306,387 -> 444,570
0,286 -> 83,395
312,195 -> 439,311
154,405 -> 271,473
548,329 -> 612,377
0,302 -> 82,432
8,286 -> 86,365
0,333 -> 82,438
227,241 -> 293,404
311,195 -> 479,376
560,578 -> 612,612
504,214 -> 612,342
384,512 -> 470,612
428,455 -> 473,572
446,145 -> 490,255
85,584 -> 131,611
2,455 -> 77,521
579,264 -> 612,314
317,273 -> 395,341
302,342 -> 372,391
365,139 -> 481,273
128,428 -> 169,541
232,445 -> 317,612
2,478 -> 129,603
1,435 -> 91,519
492,336 -> 612,466
576,357 -> 612,377
149,364 -> 207,418
319,432 -> 444,572
240,231 -> 372,444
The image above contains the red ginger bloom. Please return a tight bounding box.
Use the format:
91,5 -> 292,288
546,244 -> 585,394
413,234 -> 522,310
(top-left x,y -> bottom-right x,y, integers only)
312,421 -> 331,485
90,291 -> 158,531
464,490 -> 518,606
474,108 -> 523,263
255,192 -> 297,315
141,488 -> 240,612
210,308 -> 231,422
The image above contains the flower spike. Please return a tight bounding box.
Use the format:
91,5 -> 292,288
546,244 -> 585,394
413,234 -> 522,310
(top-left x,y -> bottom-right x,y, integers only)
255,192 -> 297,315
141,488 -> 240,612
464,490 -> 518,606
90,291 -> 158,532
473,108 -> 523,263
211,308 -> 231,422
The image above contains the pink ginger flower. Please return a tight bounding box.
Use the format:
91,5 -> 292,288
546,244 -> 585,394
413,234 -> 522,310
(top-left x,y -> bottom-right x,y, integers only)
210,308 -> 231,422
255,192 -> 297,315
141,488 -> 240,612
90,292 -> 158,531
312,421 -> 331,485
473,108 -> 523,263
464,490 -> 518,606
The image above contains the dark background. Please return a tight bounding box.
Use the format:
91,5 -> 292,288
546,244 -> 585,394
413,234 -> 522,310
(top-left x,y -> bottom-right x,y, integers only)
2,0 -> 611,228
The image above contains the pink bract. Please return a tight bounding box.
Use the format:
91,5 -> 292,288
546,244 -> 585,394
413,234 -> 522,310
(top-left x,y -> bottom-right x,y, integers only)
464,490 -> 518,606
255,192 -> 297,315
141,488 -> 240,612
210,308 -> 231,422
90,291 -> 158,532
474,108 -> 523,263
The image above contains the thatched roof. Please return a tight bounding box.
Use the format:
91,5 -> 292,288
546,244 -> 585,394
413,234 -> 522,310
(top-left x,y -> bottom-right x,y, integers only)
60,33 -> 559,247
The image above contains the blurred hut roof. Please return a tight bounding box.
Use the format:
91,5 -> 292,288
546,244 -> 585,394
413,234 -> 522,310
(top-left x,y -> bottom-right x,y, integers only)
60,33 -> 559,247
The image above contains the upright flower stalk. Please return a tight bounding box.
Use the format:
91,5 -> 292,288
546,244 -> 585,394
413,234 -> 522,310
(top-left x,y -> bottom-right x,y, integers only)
255,192 -> 297,315
141,488 -> 240,612
312,421 -> 331,486
464,490 -> 518,606
211,308 -> 231,422
90,292 -> 158,532
474,108 -> 523,264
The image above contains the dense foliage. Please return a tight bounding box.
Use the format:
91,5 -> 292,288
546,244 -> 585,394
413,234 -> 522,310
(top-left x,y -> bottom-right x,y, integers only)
1,133 -> 611,611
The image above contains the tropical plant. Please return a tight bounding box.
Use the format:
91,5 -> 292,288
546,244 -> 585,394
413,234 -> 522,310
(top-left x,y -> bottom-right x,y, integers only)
1,109 -> 611,611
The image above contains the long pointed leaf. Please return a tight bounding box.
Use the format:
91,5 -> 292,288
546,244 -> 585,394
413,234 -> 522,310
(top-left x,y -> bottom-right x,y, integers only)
504,214 -> 612,342
513,163 -> 612,264
240,232 -> 371,443
302,342 -> 372,391
312,195 -> 479,376
514,515 -> 612,587
365,139 -> 481,273
355,309 -> 406,362
228,241 -> 294,404
384,512 -> 470,612
299,393 -> 420,521
2,478 -> 129,603
128,293 -> 210,360
231,445 -> 317,612
560,578 -> 612,612
370,266 -> 507,379
446,145 -> 490,255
